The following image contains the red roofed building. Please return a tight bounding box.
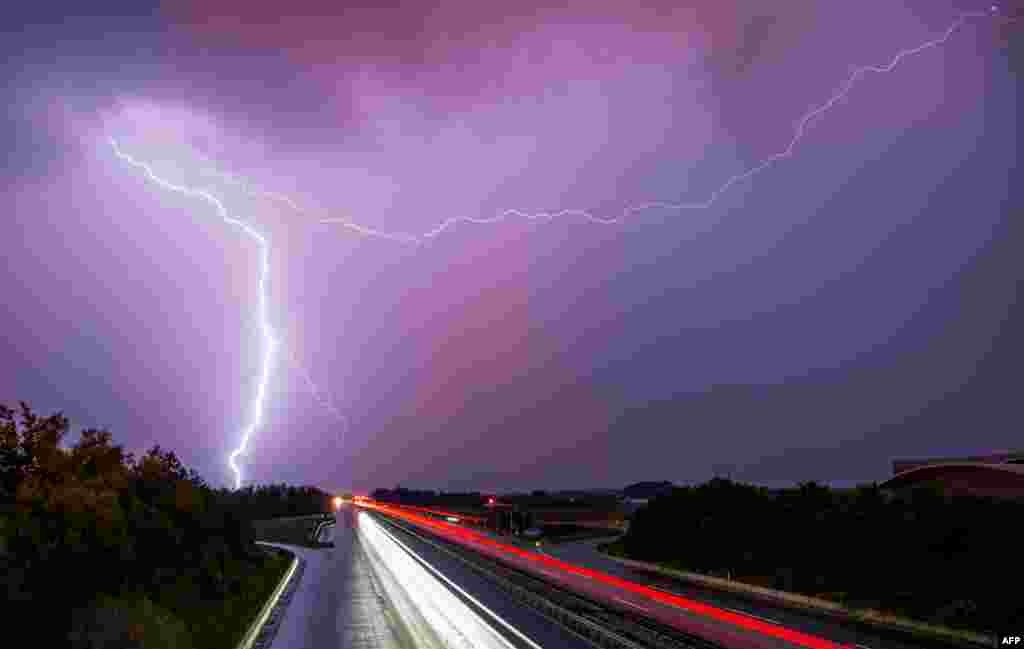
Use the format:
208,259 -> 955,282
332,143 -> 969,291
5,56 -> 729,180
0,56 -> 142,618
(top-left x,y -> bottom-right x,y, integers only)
883,451 -> 1024,500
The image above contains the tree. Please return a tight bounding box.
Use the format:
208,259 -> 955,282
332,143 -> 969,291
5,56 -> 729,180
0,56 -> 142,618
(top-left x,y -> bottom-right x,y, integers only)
616,475 -> 1024,632
1,401 -> 71,500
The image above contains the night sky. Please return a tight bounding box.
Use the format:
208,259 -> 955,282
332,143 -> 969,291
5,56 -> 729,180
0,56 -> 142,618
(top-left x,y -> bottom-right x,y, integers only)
3,1 -> 1020,493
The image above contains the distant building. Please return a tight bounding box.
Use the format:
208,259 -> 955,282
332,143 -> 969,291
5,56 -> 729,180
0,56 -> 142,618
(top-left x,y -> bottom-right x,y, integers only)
892,451 -> 1024,475
622,481 -> 674,500
884,451 -> 1024,500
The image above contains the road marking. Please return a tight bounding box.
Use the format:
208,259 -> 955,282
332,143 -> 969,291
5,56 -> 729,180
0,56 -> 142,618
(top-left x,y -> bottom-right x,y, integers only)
856,644 -> 873,649
614,597 -> 649,612
719,606 -> 784,626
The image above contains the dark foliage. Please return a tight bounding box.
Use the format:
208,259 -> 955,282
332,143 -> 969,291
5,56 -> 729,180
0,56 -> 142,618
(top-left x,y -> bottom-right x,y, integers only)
622,477 -> 1022,633
0,402 -> 322,648
371,486 -> 487,508
503,492 -> 622,510
370,485 -> 621,512
68,595 -> 192,649
212,482 -> 332,522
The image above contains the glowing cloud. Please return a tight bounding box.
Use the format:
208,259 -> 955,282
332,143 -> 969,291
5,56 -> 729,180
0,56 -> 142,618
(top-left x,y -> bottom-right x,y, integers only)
106,8 -> 996,489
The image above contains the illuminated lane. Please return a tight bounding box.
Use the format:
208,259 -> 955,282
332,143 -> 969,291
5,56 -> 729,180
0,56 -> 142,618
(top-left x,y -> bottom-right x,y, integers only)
364,502 -> 850,649
261,515 -> 429,649
264,506 -> 596,649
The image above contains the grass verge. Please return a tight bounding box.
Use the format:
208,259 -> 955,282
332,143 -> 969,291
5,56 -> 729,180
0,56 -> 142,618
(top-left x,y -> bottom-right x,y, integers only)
155,547 -> 292,649
596,544 -> 996,649
538,524 -> 622,545
600,539 -> 627,556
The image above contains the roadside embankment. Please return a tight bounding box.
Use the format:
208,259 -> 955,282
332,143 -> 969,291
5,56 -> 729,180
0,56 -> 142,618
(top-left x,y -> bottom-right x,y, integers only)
597,545 -> 996,649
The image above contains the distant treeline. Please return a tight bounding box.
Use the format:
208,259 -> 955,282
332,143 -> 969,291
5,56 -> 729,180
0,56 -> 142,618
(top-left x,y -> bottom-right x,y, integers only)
371,486 -> 487,507
503,492 -> 621,510
214,483 -> 333,521
0,402 -> 329,648
370,486 -> 622,510
622,478 -> 1022,634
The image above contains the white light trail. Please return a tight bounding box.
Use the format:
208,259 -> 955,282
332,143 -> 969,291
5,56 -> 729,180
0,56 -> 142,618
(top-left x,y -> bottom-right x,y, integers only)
110,138 -> 278,490
359,512 -> 539,649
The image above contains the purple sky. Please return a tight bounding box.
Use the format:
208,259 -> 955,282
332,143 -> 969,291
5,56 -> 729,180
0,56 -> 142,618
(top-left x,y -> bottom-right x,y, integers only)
3,1 -> 1021,492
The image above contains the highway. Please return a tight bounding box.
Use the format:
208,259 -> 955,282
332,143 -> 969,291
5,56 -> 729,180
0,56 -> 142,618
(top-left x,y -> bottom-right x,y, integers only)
263,505 -> 598,649
366,504 -> 823,649
362,502 -> 980,649
260,503 -> 973,649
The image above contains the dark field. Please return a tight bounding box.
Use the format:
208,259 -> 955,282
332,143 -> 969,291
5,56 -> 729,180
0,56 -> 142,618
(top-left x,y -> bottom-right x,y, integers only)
168,547 -> 291,649
539,523 -> 622,544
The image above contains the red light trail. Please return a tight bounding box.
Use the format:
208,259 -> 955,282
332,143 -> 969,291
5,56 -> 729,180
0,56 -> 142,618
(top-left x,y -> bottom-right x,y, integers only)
360,500 -> 852,649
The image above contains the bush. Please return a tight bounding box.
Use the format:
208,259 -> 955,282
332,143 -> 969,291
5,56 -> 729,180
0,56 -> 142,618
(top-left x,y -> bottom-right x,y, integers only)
68,595 -> 192,649
0,402 -> 326,646
620,478 -> 1023,633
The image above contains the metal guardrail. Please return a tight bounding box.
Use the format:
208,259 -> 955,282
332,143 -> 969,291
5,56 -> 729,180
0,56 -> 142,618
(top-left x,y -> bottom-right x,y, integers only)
374,512 -> 722,649
310,520 -> 328,543
309,515 -> 336,547
235,545 -> 302,649
235,514 -> 333,649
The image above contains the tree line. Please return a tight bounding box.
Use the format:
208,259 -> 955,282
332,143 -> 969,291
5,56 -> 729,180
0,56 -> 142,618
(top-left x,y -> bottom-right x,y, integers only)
371,486 -> 488,507
213,482 -> 333,520
1,402 -> 330,647
370,486 -> 622,511
622,477 -> 1021,634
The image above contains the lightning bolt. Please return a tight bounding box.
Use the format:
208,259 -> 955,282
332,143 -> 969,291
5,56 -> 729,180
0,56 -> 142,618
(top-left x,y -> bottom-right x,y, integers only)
199,163 -> 306,214
110,138 -> 278,490
285,347 -> 349,429
107,8 -> 1001,488
319,9 -> 994,242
